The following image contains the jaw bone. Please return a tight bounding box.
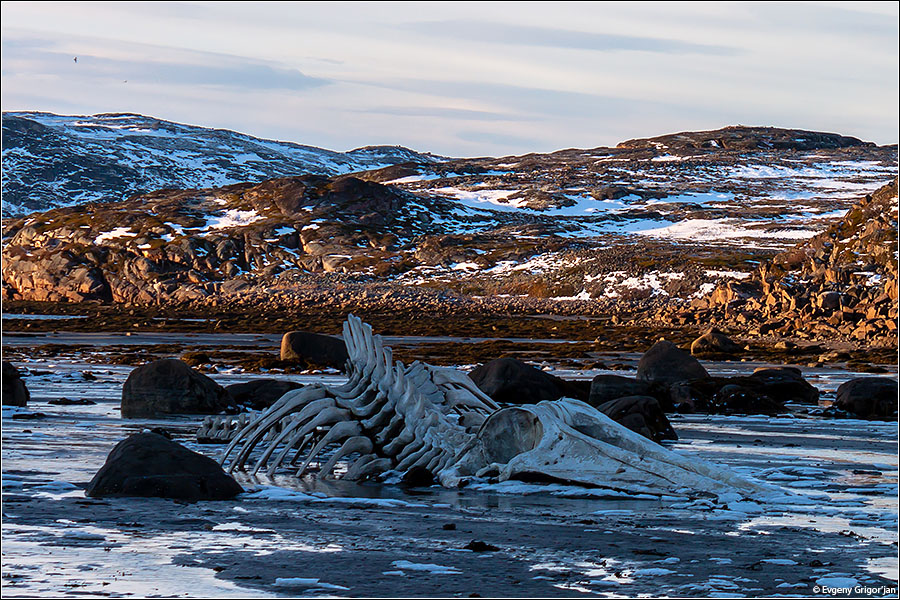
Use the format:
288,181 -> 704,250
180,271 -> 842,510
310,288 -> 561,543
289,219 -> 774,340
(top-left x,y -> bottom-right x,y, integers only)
211,315 -> 771,499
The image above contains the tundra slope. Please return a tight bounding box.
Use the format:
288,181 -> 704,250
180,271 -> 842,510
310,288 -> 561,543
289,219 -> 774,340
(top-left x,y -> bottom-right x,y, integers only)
1,125 -> 896,345
1,111 -> 441,216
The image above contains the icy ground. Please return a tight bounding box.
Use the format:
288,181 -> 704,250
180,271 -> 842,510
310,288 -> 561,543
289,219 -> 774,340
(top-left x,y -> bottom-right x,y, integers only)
2,355 -> 898,598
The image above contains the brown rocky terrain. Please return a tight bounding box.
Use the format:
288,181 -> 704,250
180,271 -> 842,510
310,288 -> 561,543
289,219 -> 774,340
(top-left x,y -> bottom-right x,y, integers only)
675,179 -> 898,346
2,125 -> 897,356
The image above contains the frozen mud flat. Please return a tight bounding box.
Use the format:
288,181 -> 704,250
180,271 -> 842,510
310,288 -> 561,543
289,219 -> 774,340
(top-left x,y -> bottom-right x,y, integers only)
2,360 -> 898,598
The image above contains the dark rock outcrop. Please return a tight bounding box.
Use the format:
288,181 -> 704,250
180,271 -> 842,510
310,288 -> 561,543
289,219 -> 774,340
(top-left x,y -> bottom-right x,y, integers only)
121,358 -> 234,418
2,361 -> 30,407
690,328 -> 743,357
636,340 -> 710,385
85,432 -> 243,501
280,331 -> 349,369
225,379 -> 303,411
469,357 -> 587,404
833,377 -> 898,420
597,395 -> 677,443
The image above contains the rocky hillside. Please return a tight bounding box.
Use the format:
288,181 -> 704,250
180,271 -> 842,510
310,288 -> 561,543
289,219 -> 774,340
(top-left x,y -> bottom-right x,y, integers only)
1,112 -> 441,216
618,125 -> 874,153
2,123 -> 897,345
685,179 -> 898,344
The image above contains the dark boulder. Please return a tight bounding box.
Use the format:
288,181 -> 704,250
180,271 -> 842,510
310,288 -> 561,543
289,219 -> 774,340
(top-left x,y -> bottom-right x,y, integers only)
637,340 -> 709,385
2,361 -> 30,407
669,378 -> 723,413
280,331 -> 349,370
746,367 -> 819,405
588,374 -> 672,411
710,384 -> 785,415
670,376 -> 788,415
469,358 -> 587,405
670,367 -> 817,414
690,328 -> 743,357
597,395 -> 678,443
833,377 -> 898,419
121,359 -> 234,418
225,379 -> 303,411
85,432 -> 243,501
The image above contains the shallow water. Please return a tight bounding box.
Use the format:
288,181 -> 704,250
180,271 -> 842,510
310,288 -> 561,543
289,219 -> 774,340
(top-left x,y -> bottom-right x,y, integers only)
2,353 -> 898,597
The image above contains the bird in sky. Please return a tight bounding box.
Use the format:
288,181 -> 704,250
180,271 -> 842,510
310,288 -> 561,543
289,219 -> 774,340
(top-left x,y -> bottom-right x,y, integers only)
73,57 -> 77,63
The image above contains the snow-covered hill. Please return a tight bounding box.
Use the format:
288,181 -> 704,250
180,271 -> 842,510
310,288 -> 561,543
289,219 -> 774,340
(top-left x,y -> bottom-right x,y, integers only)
1,112 -> 442,216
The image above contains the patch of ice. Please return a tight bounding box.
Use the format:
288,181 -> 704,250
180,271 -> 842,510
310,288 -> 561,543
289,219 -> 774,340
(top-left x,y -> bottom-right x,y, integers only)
161,223 -> 186,242
762,558 -> 798,565
629,218 -> 819,242
705,270 -> 751,279
390,560 -> 461,575
551,289 -> 592,301
645,191 -> 733,205
631,567 -> 676,576
95,227 -> 134,244
204,209 -> 264,230
651,155 -> 698,162
243,485 -> 425,508
450,262 -> 480,271
383,173 -> 446,184
469,479 -> 664,500
273,577 -> 349,590
815,575 -> 859,589
432,187 -> 519,211
211,523 -> 275,534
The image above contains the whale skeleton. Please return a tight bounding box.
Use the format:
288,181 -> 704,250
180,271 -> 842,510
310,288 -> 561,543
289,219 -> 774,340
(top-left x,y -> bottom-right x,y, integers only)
203,315 -> 769,498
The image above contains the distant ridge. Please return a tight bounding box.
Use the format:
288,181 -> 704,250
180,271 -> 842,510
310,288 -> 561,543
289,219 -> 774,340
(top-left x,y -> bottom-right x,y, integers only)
618,125 -> 874,153
0,111 -> 443,216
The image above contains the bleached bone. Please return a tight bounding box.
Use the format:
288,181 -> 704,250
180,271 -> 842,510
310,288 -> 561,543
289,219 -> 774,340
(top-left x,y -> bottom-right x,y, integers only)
211,315 -> 771,499
441,400 -> 770,497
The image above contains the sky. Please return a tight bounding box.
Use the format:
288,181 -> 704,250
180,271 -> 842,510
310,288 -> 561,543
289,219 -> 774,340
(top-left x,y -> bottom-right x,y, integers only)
1,1 -> 898,157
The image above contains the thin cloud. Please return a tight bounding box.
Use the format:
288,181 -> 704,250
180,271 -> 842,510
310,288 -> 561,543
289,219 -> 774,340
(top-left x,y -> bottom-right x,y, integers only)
401,20 -> 740,55
355,105 -> 534,122
743,2 -> 899,38
1,34 -> 329,92
353,77 -> 716,121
